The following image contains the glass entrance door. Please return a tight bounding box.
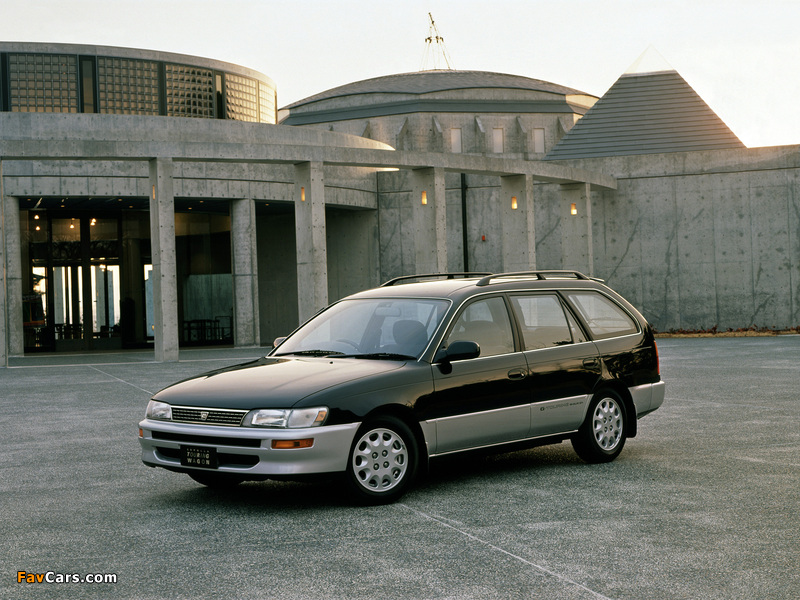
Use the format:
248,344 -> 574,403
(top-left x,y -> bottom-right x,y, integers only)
25,214 -> 124,352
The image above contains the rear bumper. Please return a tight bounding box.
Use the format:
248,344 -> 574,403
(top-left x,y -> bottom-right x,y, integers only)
630,380 -> 666,417
139,419 -> 360,477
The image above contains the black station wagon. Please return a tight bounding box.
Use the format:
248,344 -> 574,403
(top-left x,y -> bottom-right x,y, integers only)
139,271 -> 665,503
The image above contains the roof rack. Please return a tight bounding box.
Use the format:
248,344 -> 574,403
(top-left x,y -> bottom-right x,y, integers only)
381,272 -> 492,287
475,271 -> 601,286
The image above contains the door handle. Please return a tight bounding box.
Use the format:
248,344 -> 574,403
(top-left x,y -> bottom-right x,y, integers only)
507,369 -> 527,380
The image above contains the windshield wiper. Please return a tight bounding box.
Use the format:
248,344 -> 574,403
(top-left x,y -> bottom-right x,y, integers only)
337,352 -> 416,360
274,349 -> 345,357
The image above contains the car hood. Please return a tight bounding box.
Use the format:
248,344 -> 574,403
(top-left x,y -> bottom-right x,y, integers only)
152,356 -> 406,409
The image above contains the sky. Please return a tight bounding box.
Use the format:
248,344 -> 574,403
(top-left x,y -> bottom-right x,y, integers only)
2,0 -> 799,148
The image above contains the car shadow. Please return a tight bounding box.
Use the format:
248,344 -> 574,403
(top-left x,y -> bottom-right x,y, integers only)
141,443 -> 642,510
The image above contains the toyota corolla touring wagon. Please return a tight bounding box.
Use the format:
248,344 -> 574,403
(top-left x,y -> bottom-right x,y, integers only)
139,271 -> 665,504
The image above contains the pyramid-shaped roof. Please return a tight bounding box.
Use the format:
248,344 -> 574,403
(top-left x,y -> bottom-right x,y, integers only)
545,51 -> 744,160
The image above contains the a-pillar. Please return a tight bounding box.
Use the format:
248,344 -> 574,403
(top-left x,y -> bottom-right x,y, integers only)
230,198 -> 260,347
148,158 -> 179,362
294,162 -> 328,323
411,168 -> 447,274
500,174 -> 536,272
560,182 -> 594,276
1,163 -> 23,363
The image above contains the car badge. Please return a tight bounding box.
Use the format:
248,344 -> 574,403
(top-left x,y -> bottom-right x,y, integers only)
199,411 -> 209,421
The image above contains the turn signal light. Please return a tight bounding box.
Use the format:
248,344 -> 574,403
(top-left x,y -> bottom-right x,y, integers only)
272,439 -> 314,449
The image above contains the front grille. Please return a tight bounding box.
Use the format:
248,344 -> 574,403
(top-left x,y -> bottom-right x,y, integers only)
171,406 -> 247,426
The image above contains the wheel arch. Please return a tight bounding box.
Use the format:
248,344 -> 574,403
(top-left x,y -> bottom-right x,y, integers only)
361,404 -> 430,470
592,381 -> 638,438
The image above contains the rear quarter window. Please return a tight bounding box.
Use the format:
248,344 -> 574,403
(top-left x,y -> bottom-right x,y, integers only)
564,291 -> 639,340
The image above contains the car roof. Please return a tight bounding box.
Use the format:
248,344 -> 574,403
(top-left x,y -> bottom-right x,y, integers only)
344,272 -> 609,303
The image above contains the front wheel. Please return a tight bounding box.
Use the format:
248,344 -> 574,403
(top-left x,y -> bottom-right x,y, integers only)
346,416 -> 418,504
571,390 -> 627,463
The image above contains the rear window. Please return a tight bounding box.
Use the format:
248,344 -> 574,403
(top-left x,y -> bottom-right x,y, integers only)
564,291 -> 639,340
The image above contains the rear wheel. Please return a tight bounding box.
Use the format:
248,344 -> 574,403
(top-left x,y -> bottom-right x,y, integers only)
346,416 -> 418,504
188,471 -> 245,489
572,390 -> 627,463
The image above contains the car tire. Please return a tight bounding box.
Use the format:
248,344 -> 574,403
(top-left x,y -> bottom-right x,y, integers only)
188,471 -> 245,488
346,416 -> 418,504
571,390 -> 627,463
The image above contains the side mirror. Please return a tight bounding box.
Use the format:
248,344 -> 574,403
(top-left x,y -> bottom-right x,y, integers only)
435,340 -> 481,364
272,336 -> 287,349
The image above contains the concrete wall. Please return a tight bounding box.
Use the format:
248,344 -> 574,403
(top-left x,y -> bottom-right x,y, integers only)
375,145 -> 800,332
545,146 -> 800,331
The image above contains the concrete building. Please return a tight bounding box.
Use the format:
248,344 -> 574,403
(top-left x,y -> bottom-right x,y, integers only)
1,42 -> 798,365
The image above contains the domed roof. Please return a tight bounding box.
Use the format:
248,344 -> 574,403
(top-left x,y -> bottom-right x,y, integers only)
283,70 -> 589,110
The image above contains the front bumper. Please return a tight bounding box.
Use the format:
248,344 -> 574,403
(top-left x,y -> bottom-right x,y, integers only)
139,419 -> 360,477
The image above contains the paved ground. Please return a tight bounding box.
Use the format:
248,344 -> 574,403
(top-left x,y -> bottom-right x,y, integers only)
1,338 -> 798,600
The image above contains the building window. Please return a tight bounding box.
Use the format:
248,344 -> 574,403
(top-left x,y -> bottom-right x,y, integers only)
258,81 -> 276,124
451,128 -> 462,153
165,64 -> 214,118
224,73 -> 259,122
8,54 -> 79,113
80,58 -> 97,113
492,128 -> 504,153
97,57 -> 159,115
533,128 -> 545,154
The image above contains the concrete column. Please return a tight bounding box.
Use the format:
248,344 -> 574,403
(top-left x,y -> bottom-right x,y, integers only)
1,159 -> 7,365
230,198 -> 260,347
560,182 -> 594,276
411,167 -> 447,274
148,158 -> 179,362
2,173 -> 24,359
294,162 -> 328,323
500,174 -> 536,272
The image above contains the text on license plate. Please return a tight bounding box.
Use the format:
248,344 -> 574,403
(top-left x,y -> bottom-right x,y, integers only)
180,445 -> 218,469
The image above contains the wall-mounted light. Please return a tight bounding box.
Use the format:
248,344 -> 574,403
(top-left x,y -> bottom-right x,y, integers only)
421,191 -> 427,205
511,196 -> 518,210
301,186 -> 306,202
33,214 -> 40,220
570,203 -> 578,215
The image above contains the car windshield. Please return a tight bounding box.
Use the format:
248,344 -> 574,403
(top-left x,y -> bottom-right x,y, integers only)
274,298 -> 450,360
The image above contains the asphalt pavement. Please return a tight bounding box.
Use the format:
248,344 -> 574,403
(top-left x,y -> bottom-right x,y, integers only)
1,338 -> 798,600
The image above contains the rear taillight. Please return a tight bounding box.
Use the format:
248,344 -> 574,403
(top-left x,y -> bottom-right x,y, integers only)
654,340 -> 660,375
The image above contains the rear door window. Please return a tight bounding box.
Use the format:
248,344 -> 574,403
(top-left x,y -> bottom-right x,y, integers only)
510,294 -> 577,349
564,291 -> 639,339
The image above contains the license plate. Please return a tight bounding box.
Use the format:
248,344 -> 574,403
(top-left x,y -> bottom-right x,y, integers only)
180,446 -> 218,469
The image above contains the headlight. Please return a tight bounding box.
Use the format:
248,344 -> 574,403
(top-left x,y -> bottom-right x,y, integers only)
146,400 -> 172,420
245,407 -> 328,428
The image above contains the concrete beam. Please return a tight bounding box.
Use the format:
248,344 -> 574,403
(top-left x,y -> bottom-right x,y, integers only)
411,168 -> 448,274
148,158 -> 179,362
294,162 -> 328,323
231,198 -> 260,347
0,139 -> 618,190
